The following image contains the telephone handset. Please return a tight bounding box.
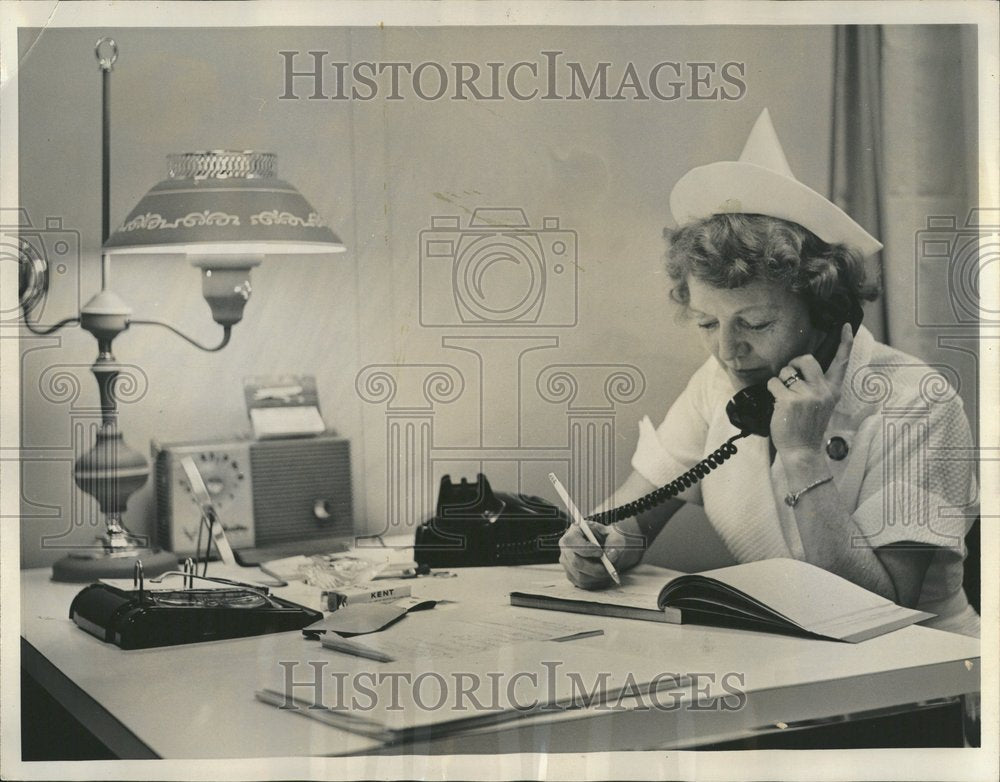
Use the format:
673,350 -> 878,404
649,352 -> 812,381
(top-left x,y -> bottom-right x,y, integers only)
726,299 -> 863,438
586,301 -> 863,526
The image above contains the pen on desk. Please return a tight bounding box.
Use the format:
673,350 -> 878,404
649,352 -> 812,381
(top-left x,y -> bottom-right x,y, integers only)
548,473 -> 621,586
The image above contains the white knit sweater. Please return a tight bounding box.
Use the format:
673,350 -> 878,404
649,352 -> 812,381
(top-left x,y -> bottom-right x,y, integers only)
631,326 -> 980,637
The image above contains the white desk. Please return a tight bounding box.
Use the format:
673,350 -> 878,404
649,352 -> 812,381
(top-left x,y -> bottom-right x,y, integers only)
20,565 -> 980,758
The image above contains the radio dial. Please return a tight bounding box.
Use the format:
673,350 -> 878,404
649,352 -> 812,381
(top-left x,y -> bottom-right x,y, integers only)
178,452 -> 243,507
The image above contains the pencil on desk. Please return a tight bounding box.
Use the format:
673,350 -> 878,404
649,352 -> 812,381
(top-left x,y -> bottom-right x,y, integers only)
548,473 -> 621,586
320,635 -> 395,663
551,629 -> 605,643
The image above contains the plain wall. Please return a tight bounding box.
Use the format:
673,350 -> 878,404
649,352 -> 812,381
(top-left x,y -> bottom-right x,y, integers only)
17,26 -> 834,571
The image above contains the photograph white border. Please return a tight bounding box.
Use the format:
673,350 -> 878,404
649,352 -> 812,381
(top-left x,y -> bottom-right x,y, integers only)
1,2 -> 996,780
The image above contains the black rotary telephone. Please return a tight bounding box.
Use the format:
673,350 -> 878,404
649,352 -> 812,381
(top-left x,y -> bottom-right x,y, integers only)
415,474 -> 569,567
585,300 -> 864,526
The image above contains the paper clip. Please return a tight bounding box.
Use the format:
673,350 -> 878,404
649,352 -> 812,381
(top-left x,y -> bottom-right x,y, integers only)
133,560 -> 146,603
183,557 -> 196,589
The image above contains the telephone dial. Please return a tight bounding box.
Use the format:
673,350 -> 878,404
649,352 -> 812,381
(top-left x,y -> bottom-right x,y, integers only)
414,303 -> 862,565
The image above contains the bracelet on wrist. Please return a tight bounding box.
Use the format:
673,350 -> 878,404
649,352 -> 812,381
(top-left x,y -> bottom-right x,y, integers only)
784,475 -> 833,507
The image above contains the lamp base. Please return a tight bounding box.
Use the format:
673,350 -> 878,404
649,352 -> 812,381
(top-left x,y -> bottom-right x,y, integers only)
51,548 -> 177,583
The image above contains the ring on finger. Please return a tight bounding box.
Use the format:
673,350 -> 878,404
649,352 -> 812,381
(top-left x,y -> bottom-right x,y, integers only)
781,370 -> 803,388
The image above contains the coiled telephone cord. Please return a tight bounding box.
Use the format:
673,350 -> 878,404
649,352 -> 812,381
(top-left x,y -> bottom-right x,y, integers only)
584,432 -> 749,526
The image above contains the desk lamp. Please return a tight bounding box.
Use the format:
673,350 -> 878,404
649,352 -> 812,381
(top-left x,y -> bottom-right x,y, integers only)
21,39 -> 345,581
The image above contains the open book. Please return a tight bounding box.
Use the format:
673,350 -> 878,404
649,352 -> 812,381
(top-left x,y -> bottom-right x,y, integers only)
510,565 -> 686,624
510,559 -> 934,643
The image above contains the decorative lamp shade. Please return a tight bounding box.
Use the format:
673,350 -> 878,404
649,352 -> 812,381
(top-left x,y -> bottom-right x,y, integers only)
103,150 -> 345,255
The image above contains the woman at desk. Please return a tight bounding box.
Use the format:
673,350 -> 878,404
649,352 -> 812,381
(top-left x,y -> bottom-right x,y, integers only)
559,110 -> 980,638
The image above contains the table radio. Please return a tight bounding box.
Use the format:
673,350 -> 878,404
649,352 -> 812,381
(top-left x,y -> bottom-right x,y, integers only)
152,433 -> 353,557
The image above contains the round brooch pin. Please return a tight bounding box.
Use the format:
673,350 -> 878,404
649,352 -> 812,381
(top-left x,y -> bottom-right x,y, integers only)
826,436 -> 849,461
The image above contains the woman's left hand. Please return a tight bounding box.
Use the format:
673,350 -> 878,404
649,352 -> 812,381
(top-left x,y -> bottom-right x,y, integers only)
766,323 -> 853,455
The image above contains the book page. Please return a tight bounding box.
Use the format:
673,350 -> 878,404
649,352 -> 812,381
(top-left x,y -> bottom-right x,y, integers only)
515,565 -> 686,610
688,558 -> 926,635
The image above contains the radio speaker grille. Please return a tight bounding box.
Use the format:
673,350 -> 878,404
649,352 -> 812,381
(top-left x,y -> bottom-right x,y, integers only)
154,454 -> 173,547
249,437 -> 353,545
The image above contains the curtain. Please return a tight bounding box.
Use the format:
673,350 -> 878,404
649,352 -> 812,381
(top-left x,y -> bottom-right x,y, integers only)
831,26 -> 886,341
831,25 -> 980,428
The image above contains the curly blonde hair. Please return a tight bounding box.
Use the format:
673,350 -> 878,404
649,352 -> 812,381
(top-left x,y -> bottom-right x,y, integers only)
665,214 -> 879,330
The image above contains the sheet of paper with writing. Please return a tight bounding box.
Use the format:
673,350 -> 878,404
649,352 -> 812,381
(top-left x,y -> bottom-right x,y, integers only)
258,637 -> 691,741
320,610 -> 604,662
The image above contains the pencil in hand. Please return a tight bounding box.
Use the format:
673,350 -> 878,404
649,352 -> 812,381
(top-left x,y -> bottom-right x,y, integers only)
548,473 -> 621,586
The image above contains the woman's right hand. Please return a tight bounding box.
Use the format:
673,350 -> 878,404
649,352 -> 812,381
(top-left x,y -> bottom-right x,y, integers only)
558,521 -> 646,589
